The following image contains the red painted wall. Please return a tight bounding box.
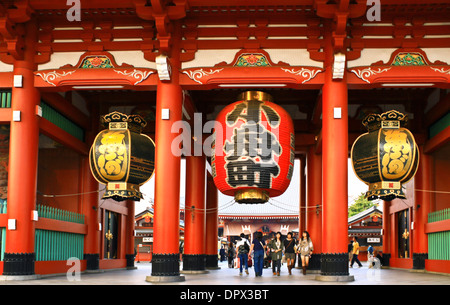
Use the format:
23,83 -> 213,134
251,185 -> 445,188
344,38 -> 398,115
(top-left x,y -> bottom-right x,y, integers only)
37,145 -> 82,213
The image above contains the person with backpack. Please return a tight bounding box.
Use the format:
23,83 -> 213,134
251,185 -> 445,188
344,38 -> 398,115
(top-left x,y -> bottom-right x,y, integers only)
235,233 -> 250,275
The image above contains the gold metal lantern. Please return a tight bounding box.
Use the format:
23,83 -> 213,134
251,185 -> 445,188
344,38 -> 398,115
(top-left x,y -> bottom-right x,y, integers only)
351,110 -> 419,201
89,112 -> 155,201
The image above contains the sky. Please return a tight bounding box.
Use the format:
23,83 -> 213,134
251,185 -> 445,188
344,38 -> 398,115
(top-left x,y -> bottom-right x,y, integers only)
135,158 -> 369,216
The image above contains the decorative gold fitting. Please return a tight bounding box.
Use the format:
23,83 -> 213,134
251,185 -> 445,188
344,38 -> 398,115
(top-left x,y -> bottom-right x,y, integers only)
237,91 -> 273,103
107,182 -> 139,192
109,122 -> 128,130
369,181 -> 401,190
105,231 -> 113,241
235,189 -> 269,204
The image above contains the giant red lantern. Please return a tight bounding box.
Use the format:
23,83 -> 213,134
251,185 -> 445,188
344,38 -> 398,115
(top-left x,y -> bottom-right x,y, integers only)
89,112 -> 155,202
211,91 -> 295,204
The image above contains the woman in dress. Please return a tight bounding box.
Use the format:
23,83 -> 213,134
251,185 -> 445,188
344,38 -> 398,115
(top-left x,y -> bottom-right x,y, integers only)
283,232 -> 296,275
297,231 -> 313,275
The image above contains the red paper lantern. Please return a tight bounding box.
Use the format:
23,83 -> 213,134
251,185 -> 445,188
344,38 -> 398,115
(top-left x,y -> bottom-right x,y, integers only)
211,91 -> 295,204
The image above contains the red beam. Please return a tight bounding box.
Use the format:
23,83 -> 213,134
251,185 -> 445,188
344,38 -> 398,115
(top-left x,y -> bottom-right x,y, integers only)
0,213 -> 6,227
39,118 -> 89,156
0,72 -> 12,88
425,260 -> 450,274
40,92 -> 90,131
0,108 -> 11,123
424,125 -> 450,154
425,219 -> 450,234
30,0 -> 136,10
35,217 -> 88,235
425,92 -> 450,127
35,260 -> 87,275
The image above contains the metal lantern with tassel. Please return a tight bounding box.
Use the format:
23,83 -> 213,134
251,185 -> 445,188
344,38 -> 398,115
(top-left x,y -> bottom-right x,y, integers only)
351,110 -> 419,201
89,111 -> 155,201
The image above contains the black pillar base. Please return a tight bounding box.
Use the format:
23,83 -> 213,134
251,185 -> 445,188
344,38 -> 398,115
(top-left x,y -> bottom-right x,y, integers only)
150,253 -> 181,276
3,253 -> 35,276
319,253 -> 350,276
413,253 -> 428,270
316,253 -> 354,282
182,254 -> 206,271
126,254 -> 136,269
146,253 -> 184,282
308,253 -> 322,270
205,254 -> 220,269
84,253 -> 100,271
382,253 -> 391,267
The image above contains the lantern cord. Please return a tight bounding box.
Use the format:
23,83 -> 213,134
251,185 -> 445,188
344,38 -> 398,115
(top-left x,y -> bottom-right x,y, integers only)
37,187 -> 107,198
267,199 -> 300,213
204,199 -> 237,213
270,197 -> 322,209
180,198 -> 237,213
211,199 -> 237,213
414,188 -> 450,194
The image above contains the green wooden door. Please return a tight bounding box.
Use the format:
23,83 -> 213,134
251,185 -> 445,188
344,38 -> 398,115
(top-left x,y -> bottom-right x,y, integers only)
398,210 -> 410,258
104,210 -> 118,259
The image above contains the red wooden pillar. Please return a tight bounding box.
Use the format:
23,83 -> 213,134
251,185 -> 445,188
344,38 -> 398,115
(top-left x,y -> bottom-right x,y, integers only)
146,22 -> 185,282
182,155 -> 207,273
81,103 -> 101,271
306,146 -> 322,270
3,22 -> 40,277
125,199 -> 136,269
81,157 -> 101,271
382,200 -> 392,266
317,28 -> 352,281
299,155 -> 306,235
412,146 -> 432,269
205,173 -> 219,269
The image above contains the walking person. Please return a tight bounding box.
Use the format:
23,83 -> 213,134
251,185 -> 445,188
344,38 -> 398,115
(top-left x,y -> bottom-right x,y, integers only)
348,239 -> 354,266
268,232 -> 284,276
249,231 -> 265,277
350,236 -> 363,268
297,231 -> 313,275
227,242 -> 235,268
219,245 -> 226,262
283,232 -> 296,275
367,244 -> 374,269
235,233 -> 250,275
264,239 -> 271,268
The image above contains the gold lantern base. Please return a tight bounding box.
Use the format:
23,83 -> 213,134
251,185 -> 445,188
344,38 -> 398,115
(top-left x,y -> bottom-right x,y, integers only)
237,91 -> 273,103
103,182 -> 143,201
366,181 -> 406,201
235,189 -> 269,204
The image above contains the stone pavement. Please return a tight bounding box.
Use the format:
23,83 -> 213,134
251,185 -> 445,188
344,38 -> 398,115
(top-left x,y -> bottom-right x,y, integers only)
1,260 -> 448,305
1,260 -> 449,285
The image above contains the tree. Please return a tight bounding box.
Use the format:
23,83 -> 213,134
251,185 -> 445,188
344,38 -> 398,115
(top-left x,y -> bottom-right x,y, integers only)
348,192 -> 377,217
